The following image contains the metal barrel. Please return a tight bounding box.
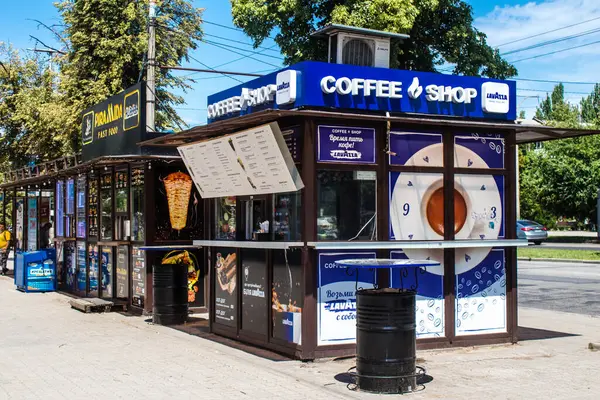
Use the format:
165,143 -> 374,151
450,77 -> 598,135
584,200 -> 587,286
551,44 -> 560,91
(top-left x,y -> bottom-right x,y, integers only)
152,263 -> 188,325
356,288 -> 417,394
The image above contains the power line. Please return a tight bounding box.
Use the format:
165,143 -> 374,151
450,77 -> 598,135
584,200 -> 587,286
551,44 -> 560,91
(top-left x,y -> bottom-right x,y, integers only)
501,27 -> 600,56
203,20 -> 277,41
508,38 -> 600,63
493,15 -> 600,48
518,88 -> 591,95
201,40 -> 282,69
202,39 -> 284,61
203,33 -> 280,53
186,54 -> 245,83
513,77 -> 597,85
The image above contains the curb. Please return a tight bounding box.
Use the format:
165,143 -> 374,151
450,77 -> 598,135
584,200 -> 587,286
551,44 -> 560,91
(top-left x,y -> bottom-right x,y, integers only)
517,257 -> 600,264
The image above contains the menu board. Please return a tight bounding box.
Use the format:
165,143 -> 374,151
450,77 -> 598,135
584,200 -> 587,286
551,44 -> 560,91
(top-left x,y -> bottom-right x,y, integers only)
27,198 -> 37,251
116,246 -> 129,299
282,126 -> 301,163
178,122 -> 304,199
132,246 -> 146,308
214,248 -> 237,327
76,241 -> 87,293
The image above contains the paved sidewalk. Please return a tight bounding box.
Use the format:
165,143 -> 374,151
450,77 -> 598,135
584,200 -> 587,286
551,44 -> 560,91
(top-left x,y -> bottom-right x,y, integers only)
1,276 -> 599,399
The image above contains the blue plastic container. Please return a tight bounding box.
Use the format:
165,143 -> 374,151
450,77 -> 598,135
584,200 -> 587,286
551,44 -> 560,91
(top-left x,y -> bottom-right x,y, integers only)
15,250 -> 57,293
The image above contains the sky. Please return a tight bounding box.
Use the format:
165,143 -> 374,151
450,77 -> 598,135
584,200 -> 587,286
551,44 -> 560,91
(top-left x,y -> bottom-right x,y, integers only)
1,0 -> 600,126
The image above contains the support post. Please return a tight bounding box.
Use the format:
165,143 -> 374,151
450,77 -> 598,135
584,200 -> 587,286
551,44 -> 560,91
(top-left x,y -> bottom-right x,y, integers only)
146,1 -> 157,133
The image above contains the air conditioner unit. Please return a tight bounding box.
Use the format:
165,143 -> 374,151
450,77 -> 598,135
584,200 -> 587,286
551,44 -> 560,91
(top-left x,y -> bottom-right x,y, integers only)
312,25 -> 408,69
330,33 -> 391,68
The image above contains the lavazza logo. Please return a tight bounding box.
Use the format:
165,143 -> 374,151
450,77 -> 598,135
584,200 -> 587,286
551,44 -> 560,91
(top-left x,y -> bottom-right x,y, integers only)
481,82 -> 510,114
207,70 -> 297,119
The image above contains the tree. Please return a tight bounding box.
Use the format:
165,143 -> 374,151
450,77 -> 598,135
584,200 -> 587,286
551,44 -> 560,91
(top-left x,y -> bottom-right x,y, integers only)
534,83 -> 581,128
580,83 -> 600,126
56,0 -> 203,147
0,44 -> 71,172
230,0 -> 517,79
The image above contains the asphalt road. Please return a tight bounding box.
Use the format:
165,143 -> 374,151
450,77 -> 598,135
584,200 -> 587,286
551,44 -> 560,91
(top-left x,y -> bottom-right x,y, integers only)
518,260 -> 600,317
537,242 -> 600,251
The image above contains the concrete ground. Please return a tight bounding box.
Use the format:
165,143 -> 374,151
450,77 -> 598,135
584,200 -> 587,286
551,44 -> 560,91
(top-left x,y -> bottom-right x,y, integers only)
1,261 -> 600,399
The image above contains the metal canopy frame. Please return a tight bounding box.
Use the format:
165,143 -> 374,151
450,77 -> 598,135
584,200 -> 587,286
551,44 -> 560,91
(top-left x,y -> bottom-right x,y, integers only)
138,109 -> 600,149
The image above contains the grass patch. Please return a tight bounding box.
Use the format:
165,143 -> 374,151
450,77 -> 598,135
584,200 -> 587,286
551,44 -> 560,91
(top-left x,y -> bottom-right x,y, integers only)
519,247 -> 600,261
545,236 -> 599,244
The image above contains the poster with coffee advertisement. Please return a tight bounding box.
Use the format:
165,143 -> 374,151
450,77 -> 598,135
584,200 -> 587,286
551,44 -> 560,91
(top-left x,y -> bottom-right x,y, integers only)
101,247 -> 113,298
214,248 -> 237,328
116,246 -> 129,299
241,250 -> 267,335
154,166 -> 202,241
27,198 -> 37,251
132,246 -> 146,308
317,252 -> 376,345
272,249 -> 303,344
388,132 -> 506,336
15,198 -> 24,250
317,126 -> 376,164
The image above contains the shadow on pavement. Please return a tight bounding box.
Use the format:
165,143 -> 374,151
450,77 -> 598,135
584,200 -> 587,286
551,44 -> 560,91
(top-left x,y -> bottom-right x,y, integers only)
518,326 -> 580,341
166,316 -> 293,362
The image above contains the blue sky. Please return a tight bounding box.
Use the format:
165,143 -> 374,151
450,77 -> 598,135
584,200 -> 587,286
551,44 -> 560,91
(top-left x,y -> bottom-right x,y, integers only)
2,0 -> 600,125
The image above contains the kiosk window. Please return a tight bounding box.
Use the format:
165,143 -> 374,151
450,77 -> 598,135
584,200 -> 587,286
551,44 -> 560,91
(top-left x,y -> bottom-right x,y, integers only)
317,170 -> 376,240
100,174 -> 113,240
131,168 -> 144,242
115,171 -> 128,213
76,176 -> 86,238
215,197 -> 236,240
273,192 -> 301,241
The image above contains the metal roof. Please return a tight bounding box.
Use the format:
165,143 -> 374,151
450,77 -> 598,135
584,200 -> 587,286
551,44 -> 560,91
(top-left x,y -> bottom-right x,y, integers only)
138,109 -> 600,148
311,24 -> 410,40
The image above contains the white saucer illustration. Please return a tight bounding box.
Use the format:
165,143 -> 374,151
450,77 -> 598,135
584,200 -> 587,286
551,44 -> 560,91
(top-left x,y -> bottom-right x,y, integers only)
390,143 -> 502,274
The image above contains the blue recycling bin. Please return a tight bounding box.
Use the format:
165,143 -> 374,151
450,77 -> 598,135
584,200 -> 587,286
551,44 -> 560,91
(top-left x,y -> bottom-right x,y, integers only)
15,249 -> 57,293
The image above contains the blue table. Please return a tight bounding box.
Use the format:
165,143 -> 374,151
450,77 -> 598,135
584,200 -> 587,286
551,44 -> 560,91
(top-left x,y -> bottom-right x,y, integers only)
335,258 -> 441,291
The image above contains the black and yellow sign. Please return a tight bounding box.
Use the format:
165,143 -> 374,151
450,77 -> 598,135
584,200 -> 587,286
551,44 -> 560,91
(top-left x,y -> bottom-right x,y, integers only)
81,82 -> 146,161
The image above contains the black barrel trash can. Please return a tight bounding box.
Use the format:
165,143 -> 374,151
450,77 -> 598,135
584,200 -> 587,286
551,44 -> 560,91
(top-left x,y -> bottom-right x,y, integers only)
356,288 -> 417,394
153,263 -> 188,325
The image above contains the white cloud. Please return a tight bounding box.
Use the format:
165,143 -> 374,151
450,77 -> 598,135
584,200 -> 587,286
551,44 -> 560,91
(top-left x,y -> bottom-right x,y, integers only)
474,0 -> 600,116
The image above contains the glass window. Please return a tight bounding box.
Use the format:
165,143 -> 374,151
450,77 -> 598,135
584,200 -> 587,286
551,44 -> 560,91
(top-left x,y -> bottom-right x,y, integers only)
273,192 -> 302,241
131,168 -> 144,242
55,181 -> 64,237
215,197 -> 236,240
76,176 -> 86,238
115,171 -> 128,213
317,170 -> 376,240
100,174 -> 113,240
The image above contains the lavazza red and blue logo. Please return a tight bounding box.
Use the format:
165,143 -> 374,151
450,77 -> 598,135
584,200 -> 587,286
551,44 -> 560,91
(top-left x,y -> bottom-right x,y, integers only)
206,61 -> 517,123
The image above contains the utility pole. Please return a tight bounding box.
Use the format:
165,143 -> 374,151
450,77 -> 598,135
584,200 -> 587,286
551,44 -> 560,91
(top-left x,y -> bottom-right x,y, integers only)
146,0 -> 157,133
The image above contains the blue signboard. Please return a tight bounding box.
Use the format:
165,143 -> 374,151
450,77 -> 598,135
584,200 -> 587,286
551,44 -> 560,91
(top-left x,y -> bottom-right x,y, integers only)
317,125 -> 375,164
207,61 -> 517,123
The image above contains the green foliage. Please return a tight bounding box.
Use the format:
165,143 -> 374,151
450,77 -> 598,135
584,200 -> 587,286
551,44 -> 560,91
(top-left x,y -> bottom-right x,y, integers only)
520,85 -> 600,227
57,0 -> 204,145
230,0 -> 516,78
0,1 -> 203,174
0,44 -> 71,173
580,83 -> 600,126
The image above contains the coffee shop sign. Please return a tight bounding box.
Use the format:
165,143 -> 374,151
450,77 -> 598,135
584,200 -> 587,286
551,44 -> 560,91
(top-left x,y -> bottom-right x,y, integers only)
208,70 -> 511,118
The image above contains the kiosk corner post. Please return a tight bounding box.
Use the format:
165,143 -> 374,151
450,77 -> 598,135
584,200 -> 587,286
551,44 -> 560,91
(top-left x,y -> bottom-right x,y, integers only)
506,131 -> 519,343
301,118 -> 317,360
443,130 -> 456,343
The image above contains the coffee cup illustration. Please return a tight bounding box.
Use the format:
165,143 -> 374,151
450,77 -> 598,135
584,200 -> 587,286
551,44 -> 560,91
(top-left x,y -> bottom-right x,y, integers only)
390,143 -> 502,274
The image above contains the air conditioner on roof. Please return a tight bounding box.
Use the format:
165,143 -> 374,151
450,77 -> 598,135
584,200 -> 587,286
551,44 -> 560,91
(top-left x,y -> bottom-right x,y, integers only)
329,33 -> 391,68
